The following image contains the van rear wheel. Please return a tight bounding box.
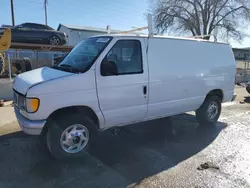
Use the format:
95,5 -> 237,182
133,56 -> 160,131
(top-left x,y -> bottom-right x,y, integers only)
46,114 -> 97,160
196,96 -> 221,126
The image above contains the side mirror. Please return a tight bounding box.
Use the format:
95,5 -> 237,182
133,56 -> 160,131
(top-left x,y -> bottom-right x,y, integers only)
101,60 -> 118,76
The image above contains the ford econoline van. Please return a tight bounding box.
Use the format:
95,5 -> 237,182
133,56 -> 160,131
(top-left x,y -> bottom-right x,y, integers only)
13,34 -> 236,159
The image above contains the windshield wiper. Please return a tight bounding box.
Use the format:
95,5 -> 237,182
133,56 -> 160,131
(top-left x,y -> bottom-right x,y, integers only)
53,64 -> 82,73
59,64 -> 73,68
59,64 -> 80,73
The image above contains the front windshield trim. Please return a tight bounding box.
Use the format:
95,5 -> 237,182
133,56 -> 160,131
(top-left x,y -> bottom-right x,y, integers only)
57,36 -> 113,74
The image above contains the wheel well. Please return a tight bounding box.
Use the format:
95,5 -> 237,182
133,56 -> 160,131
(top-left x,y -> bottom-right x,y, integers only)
206,89 -> 223,101
41,106 -> 99,135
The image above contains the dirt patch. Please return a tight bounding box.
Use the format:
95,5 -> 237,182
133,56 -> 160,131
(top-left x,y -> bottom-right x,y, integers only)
197,162 -> 220,170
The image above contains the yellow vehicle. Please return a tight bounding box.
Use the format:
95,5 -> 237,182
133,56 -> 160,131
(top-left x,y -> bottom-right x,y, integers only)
0,29 -> 11,76
0,28 -> 11,51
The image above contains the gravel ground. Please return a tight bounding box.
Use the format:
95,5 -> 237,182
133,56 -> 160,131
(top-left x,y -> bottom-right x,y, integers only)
0,87 -> 249,188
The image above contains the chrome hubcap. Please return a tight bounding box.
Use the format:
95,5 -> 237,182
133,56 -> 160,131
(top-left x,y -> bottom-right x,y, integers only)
60,124 -> 89,154
50,36 -> 60,45
207,102 -> 218,120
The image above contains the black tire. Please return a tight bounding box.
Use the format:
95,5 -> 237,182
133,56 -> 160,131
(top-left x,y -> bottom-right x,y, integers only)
46,113 -> 98,160
49,35 -> 61,45
246,86 -> 250,94
196,96 -> 221,126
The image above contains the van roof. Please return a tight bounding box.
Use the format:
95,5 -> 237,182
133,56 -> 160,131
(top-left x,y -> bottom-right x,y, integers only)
93,33 -> 228,45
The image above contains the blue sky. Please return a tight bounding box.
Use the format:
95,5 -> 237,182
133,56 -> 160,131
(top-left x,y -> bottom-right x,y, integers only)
0,0 -> 148,30
0,0 -> 249,48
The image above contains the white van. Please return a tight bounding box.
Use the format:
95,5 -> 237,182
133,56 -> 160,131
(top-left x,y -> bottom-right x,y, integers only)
13,34 -> 236,159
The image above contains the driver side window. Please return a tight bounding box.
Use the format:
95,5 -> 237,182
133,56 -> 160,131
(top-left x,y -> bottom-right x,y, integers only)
17,24 -> 30,30
103,40 -> 143,76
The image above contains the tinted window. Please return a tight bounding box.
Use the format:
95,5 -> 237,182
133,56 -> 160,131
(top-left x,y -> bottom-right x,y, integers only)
15,24 -> 31,30
31,24 -> 44,29
21,23 -> 34,29
34,24 -> 52,30
104,40 -> 143,75
21,23 -> 51,30
44,25 -> 54,30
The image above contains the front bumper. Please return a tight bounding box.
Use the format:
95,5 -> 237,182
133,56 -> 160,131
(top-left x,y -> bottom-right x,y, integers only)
14,107 -> 46,135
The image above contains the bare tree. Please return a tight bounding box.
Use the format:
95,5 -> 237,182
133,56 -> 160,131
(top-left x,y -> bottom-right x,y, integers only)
151,0 -> 250,40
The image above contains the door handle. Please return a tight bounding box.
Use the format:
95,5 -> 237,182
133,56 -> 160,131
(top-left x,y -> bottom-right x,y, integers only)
143,85 -> 147,95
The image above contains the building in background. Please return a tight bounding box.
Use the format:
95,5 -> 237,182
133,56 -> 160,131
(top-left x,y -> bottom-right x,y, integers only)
57,24 -> 121,46
233,48 -> 250,83
233,48 -> 250,60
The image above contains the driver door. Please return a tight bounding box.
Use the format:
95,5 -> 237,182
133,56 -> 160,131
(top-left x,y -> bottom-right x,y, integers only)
95,38 -> 149,128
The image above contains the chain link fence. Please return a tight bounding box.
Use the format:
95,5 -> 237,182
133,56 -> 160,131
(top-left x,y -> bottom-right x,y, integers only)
236,60 -> 250,84
0,50 -> 66,79
0,50 -> 66,100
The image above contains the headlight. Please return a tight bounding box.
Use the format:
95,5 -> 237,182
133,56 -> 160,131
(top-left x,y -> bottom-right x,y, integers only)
26,98 -> 40,113
16,94 -> 26,111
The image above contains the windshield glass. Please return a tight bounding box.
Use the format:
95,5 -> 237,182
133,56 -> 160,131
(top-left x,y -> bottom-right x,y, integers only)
57,36 -> 112,72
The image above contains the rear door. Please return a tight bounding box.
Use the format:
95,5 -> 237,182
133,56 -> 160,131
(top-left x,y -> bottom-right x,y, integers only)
95,37 -> 149,128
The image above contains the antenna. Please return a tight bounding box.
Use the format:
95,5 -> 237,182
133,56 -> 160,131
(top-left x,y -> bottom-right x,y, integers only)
106,25 -> 111,34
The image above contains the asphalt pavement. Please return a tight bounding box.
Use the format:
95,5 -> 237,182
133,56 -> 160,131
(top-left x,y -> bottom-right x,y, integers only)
0,86 -> 249,188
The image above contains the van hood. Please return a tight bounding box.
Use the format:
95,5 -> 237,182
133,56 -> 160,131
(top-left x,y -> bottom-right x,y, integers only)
13,67 -> 73,95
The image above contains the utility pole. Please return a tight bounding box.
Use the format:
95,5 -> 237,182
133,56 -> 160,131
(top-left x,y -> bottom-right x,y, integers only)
10,0 -> 15,26
44,0 -> 48,25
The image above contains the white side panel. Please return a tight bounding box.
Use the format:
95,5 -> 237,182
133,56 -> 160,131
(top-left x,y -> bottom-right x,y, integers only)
147,38 -> 235,119
26,69 -> 105,129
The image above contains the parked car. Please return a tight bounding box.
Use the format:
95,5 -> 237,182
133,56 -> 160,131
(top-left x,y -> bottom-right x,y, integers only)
246,82 -> 250,94
13,34 -> 236,159
0,23 -> 67,45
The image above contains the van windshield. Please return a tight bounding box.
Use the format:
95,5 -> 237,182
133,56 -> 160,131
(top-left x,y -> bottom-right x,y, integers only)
57,36 -> 112,73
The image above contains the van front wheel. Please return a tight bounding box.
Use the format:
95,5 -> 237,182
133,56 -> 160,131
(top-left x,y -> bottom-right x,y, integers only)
196,96 -> 221,126
46,114 -> 97,160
